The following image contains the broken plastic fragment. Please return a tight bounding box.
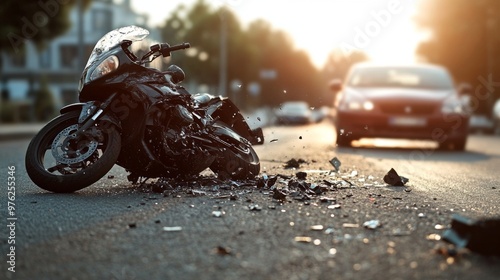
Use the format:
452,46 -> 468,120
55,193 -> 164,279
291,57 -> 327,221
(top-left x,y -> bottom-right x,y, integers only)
383,168 -> 409,186
273,189 -> 287,201
363,220 -> 381,229
296,171 -> 307,180
328,204 -> 341,209
329,157 -> 341,172
442,214 -> 500,256
270,139 -> 278,143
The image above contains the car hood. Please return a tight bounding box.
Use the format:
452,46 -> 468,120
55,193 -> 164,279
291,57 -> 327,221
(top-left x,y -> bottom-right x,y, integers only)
346,87 -> 455,101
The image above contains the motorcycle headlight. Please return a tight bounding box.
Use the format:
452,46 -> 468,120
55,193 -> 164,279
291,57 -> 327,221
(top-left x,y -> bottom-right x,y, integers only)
89,55 -> 119,81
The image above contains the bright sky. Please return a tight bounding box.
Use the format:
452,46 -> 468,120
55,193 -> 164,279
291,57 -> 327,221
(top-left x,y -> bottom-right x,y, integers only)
131,0 -> 426,68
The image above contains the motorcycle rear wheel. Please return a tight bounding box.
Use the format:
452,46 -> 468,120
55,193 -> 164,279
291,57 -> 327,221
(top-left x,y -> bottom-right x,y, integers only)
209,123 -> 260,180
25,111 -> 121,193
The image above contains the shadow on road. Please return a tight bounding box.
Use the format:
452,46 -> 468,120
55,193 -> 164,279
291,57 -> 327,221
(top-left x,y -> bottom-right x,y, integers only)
336,146 -> 493,163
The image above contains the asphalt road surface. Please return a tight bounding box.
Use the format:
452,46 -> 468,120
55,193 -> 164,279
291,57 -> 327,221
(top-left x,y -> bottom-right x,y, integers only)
1,120 -> 499,280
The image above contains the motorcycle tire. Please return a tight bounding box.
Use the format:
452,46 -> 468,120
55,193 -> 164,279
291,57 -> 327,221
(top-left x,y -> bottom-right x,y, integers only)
25,111 -> 121,193
209,123 -> 260,180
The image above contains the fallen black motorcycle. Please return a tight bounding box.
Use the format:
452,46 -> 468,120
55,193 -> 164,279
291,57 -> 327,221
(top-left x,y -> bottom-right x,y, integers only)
25,26 -> 263,193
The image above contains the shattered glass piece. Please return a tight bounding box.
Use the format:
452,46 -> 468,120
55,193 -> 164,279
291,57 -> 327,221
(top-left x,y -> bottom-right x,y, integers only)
442,214 -> 500,256
328,204 -> 341,209
350,170 -> 358,177
435,224 -> 446,230
163,226 -> 182,232
248,204 -> 262,211
383,168 -> 408,186
107,175 -> 115,179
270,139 -> 279,143
295,236 -> 312,243
418,213 -> 426,218
329,157 -> 341,172
313,239 -> 321,245
325,228 -> 335,234
212,210 -> 224,217
128,223 -> 137,229
363,220 -> 381,229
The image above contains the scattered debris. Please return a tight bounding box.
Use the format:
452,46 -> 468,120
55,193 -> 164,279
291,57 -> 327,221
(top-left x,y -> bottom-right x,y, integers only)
328,204 -> 341,209
329,157 -> 341,172
270,139 -> 279,143
212,210 -> 225,217
162,226 -> 182,232
295,236 -> 313,243
272,189 -> 287,201
128,223 -> 137,229
213,246 -> 232,255
383,168 -> 409,186
310,225 -> 324,231
248,204 -> 262,211
296,171 -> 307,180
363,220 -> 381,229
107,175 -> 115,179
284,158 -> 307,169
343,223 -> 360,228
442,214 -> 500,256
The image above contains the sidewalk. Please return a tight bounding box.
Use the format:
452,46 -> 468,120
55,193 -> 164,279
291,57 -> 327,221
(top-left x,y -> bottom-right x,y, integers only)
0,123 -> 45,141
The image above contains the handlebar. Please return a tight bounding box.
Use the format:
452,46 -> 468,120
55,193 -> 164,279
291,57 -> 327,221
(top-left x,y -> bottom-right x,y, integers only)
160,42 -> 190,57
137,42 -> 190,64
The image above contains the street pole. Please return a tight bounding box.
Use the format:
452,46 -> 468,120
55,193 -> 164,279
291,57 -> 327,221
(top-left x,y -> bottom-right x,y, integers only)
218,6 -> 227,97
77,0 -> 85,79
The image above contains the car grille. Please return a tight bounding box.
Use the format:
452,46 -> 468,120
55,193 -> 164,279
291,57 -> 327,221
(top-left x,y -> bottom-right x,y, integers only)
378,103 -> 437,115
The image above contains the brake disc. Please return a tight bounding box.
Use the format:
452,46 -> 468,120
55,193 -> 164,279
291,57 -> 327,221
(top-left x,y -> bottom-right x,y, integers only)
51,124 -> 99,165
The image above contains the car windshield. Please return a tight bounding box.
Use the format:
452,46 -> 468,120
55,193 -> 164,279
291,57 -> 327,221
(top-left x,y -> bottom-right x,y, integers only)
85,25 -> 150,68
347,66 -> 454,90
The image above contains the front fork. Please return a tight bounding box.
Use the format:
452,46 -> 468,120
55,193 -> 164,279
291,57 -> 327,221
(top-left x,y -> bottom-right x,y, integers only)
61,93 -> 121,139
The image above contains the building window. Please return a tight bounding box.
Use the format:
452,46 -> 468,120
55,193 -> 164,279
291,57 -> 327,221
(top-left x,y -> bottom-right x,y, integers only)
39,48 -> 51,68
92,9 -> 113,33
60,45 -> 78,68
10,51 -> 26,67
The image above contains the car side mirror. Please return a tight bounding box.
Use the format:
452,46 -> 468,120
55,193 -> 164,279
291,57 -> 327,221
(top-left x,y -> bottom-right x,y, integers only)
329,79 -> 343,92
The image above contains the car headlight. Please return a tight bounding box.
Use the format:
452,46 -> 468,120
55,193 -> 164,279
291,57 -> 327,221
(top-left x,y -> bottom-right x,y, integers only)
90,55 -> 119,81
441,96 -> 465,114
342,100 -> 374,111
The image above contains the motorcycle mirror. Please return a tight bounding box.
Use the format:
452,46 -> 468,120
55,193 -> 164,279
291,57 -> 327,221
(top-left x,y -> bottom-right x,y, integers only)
165,65 -> 185,84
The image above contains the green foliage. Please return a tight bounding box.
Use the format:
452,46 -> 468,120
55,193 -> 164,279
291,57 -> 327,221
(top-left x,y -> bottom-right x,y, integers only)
160,0 -> 328,108
0,0 -> 91,53
416,0 -> 500,112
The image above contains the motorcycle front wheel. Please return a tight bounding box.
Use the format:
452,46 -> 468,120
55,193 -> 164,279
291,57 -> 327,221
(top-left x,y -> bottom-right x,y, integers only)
25,111 -> 121,193
209,122 -> 260,180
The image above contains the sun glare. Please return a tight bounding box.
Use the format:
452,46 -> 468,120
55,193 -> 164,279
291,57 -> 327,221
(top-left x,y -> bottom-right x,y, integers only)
133,0 -> 424,67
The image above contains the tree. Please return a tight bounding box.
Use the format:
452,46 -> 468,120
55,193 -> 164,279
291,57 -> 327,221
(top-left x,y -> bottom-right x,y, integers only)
160,1 -> 326,108
0,0 -> 91,53
416,0 -> 500,113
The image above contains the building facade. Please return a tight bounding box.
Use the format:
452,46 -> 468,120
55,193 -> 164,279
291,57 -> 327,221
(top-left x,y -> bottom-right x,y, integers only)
0,0 -> 157,118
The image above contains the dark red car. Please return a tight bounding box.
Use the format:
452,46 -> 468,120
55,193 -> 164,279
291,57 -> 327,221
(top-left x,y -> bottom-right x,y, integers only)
331,63 -> 470,150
